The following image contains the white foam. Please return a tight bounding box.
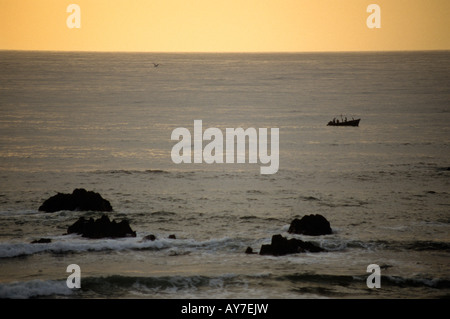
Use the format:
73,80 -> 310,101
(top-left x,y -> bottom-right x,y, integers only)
0,279 -> 73,299
0,235 -> 240,258
0,236 -> 166,258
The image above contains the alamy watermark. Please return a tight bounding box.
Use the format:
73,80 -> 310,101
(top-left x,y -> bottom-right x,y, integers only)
66,264 -> 81,288
66,4 -> 380,30
66,4 -> 81,29
366,264 -> 381,288
171,120 -> 279,174
366,4 -> 381,29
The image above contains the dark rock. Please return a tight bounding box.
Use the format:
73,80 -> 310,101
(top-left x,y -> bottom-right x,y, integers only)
31,238 -> 52,244
259,244 -> 273,255
67,215 -> 136,239
245,247 -> 256,254
67,216 -> 88,234
39,188 -> 113,212
143,234 -> 157,241
168,234 -> 176,239
288,214 -> 332,236
259,234 -> 325,256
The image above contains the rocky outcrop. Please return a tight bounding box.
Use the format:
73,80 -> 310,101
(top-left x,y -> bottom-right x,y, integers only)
67,215 -> 136,239
288,214 -> 332,236
38,188 -> 113,212
259,234 -> 324,256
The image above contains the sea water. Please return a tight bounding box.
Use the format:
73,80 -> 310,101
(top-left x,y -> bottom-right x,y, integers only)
0,51 -> 449,298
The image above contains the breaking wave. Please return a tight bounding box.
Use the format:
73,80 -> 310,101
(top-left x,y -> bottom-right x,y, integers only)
1,272 -> 448,299
0,236 -> 242,259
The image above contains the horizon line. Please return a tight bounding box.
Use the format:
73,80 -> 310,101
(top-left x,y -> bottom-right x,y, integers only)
1,48 -> 449,54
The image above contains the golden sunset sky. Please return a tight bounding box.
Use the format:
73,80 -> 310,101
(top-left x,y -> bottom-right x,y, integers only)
1,0 -> 449,52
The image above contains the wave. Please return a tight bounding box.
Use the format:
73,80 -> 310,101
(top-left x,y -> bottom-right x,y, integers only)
0,238 -> 166,258
93,169 -> 170,175
0,273 -> 262,299
0,279 -> 73,299
150,210 -> 177,216
80,274 -> 237,297
239,215 -> 284,223
352,239 -> 450,252
300,196 -> 320,201
1,233 -> 449,259
290,237 -> 450,253
382,276 -> 450,289
280,273 -> 450,289
281,273 -> 355,285
0,236 -> 242,259
402,241 -> 450,251
2,271 -> 448,299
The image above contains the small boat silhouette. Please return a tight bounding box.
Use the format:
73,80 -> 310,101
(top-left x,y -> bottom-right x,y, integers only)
327,116 -> 360,127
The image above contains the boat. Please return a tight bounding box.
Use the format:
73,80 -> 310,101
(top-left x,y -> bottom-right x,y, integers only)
327,117 -> 360,127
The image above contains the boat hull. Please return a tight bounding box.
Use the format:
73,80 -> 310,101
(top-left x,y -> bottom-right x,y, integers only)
327,119 -> 360,127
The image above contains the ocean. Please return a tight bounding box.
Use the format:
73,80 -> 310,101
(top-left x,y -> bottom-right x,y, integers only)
0,51 -> 449,299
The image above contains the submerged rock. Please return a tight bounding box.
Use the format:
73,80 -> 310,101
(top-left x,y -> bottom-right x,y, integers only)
259,234 -> 324,256
67,215 -> 136,239
31,238 -> 52,244
39,188 -> 113,212
143,234 -> 157,241
288,214 -> 332,236
245,247 -> 256,254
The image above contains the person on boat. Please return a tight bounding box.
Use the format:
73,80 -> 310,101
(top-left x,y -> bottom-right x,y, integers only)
345,117 -> 347,122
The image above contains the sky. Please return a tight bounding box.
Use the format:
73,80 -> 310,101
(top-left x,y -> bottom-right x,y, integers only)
1,0 -> 449,52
